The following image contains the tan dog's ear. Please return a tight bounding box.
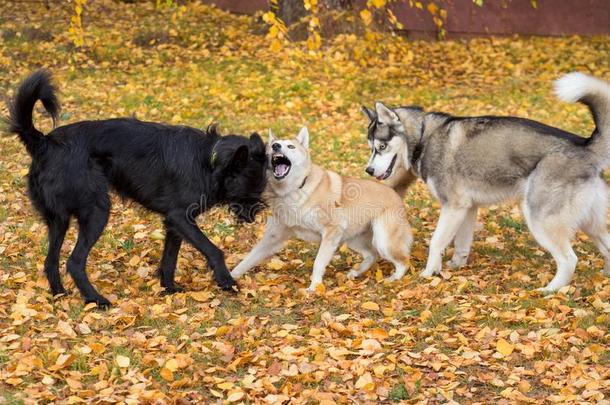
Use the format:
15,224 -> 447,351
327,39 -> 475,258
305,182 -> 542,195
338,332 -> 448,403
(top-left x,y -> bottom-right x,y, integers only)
296,126 -> 309,149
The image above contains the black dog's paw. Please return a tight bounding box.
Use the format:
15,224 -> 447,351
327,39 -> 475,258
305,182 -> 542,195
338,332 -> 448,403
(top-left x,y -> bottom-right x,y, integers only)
85,296 -> 112,310
161,284 -> 186,295
51,287 -> 69,298
215,273 -> 238,292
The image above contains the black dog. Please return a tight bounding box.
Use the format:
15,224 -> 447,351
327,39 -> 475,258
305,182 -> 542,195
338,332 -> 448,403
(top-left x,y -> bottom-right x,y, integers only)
8,70 -> 267,307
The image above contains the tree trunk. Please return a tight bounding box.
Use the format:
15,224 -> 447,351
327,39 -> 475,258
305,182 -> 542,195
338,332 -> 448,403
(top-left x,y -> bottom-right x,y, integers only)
270,0 -> 354,26
269,0 -> 356,40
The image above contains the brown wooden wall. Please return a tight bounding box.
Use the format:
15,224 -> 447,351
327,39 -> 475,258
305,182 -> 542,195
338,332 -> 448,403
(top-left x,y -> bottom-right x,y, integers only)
202,0 -> 268,15
389,0 -> 610,37
201,0 -> 610,37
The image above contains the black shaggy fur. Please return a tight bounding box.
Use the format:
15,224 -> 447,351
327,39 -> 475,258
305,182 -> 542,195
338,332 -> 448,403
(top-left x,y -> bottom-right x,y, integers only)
8,70 -> 267,307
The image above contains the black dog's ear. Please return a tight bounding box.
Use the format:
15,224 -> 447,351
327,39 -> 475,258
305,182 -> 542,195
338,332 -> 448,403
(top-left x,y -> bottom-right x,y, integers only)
207,123 -> 221,136
249,132 -> 265,152
361,105 -> 376,121
250,132 -> 263,143
230,145 -> 249,170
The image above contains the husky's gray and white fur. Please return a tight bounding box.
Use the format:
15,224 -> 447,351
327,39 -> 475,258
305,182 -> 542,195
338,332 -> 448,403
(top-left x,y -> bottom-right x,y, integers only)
362,73 -> 610,292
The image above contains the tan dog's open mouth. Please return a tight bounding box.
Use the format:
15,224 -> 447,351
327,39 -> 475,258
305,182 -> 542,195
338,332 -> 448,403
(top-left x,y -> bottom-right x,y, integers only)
271,153 -> 291,179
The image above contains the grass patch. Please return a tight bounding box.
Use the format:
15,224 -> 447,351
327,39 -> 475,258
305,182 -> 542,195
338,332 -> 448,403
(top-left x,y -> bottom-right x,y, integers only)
67,304 -> 83,320
477,314 -> 507,329
575,314 -> 597,330
121,239 -> 135,251
0,390 -> 24,405
424,303 -> 458,328
0,351 -> 10,366
212,223 -> 235,236
167,324 -> 184,342
0,206 -> 9,222
389,380 -> 420,401
500,216 -> 525,232
599,350 -> 610,365
69,354 -> 90,373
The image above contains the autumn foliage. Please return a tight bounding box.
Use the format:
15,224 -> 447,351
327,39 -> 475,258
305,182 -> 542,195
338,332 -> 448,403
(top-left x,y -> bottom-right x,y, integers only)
0,0 -> 609,403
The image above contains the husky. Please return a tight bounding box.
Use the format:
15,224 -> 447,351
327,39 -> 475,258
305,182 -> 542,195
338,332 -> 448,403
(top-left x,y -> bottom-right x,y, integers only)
230,127 -> 413,291
362,73 -> 610,292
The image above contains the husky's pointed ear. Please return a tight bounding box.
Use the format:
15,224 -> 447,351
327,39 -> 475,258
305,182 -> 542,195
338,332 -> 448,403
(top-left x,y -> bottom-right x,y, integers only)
361,105 -> 376,122
268,128 -> 276,145
296,126 -> 309,149
361,105 -> 377,121
375,102 -> 399,125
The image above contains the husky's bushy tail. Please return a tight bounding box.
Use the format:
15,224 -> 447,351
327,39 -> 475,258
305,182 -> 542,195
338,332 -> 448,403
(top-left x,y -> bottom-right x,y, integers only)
554,72 -> 610,163
8,69 -> 60,156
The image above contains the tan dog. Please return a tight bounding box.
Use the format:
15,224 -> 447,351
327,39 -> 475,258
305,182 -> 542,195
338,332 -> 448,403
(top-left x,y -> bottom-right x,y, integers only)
231,126 -> 413,291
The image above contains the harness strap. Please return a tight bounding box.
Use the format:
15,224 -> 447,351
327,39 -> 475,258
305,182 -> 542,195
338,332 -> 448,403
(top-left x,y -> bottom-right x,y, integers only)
410,119 -> 425,168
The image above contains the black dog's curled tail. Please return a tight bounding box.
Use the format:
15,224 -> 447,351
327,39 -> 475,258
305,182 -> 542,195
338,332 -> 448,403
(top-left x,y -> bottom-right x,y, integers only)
8,69 -> 60,156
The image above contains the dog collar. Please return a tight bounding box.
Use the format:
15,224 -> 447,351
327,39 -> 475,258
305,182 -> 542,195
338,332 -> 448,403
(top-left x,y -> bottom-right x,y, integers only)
210,139 -> 221,168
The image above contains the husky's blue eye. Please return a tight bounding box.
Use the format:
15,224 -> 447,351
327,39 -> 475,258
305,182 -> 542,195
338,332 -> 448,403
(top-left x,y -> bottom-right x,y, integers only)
287,145 -> 295,149
378,143 -> 387,151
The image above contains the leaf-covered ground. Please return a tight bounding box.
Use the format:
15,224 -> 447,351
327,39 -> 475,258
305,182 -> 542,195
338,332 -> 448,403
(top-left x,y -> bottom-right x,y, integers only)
1,1 -> 609,403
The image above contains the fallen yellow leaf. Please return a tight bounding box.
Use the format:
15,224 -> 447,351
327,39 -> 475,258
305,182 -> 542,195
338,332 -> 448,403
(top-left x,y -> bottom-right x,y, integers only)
375,267 -> 384,282
160,366 -> 174,381
496,338 -> 515,356
355,372 -> 375,391
165,358 -> 179,372
267,258 -> 285,270
227,390 -> 245,402
128,255 -> 140,267
361,301 -> 379,311
190,291 -> 211,302
116,355 -> 130,368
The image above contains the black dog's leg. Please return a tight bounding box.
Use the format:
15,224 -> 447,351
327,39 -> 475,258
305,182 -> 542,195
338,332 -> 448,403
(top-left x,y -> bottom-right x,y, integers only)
44,215 -> 69,296
166,212 -> 237,290
158,225 -> 184,294
67,204 -> 111,308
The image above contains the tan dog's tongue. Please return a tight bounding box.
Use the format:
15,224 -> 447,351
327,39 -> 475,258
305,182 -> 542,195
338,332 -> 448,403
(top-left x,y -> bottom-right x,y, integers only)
276,164 -> 289,177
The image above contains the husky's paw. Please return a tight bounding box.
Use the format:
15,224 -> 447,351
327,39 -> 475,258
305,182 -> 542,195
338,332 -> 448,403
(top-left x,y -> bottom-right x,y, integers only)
306,281 -> 323,293
446,255 -> 467,269
385,274 -> 402,282
347,270 -> 361,280
536,281 -> 567,295
420,263 -> 441,278
229,270 -> 245,280
536,287 -> 556,295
